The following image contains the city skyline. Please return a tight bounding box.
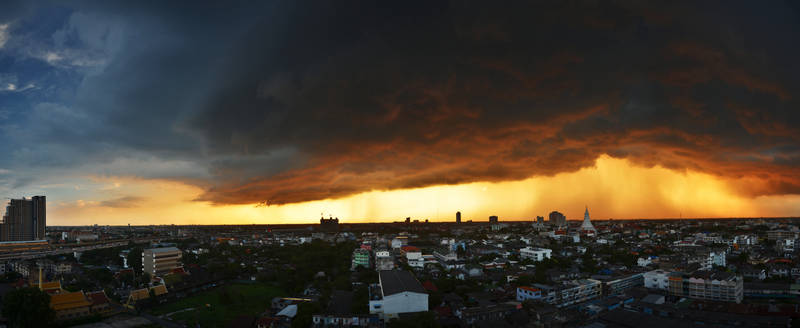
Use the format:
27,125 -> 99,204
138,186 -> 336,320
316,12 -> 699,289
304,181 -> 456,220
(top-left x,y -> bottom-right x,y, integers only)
0,2 -> 799,225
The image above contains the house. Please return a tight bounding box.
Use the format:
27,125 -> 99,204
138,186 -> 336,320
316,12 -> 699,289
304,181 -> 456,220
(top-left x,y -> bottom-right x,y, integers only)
369,270 -> 428,320
516,286 -> 542,301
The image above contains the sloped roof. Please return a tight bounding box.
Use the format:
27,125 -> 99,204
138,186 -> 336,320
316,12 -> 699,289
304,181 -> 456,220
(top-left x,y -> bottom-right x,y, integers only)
50,291 -> 91,311
128,284 -> 168,301
87,290 -> 110,305
379,270 -> 426,296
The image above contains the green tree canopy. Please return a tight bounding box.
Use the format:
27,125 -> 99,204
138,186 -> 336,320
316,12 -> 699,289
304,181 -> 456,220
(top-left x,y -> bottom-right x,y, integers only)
1,287 -> 56,328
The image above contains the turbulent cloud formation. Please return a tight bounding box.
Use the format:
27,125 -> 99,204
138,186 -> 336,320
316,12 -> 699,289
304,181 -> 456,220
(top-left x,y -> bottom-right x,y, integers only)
0,1 -> 799,212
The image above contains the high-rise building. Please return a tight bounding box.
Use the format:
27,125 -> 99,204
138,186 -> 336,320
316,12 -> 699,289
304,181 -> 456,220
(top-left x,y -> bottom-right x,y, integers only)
489,215 -> 499,223
536,216 -> 544,224
456,211 -> 461,223
548,211 -> 566,226
0,196 -> 46,241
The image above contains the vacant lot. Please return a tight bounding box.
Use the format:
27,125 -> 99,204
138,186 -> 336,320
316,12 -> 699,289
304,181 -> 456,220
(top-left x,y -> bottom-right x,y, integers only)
150,283 -> 284,327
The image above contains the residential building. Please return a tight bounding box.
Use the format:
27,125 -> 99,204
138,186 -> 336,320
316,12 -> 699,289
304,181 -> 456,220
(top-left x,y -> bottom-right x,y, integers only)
375,249 -> 394,271
594,273 -> 644,296
142,247 -> 182,276
667,271 -> 743,303
767,230 -> 796,241
352,248 -> 371,270
433,248 -> 463,270
520,247 -> 552,262
369,270 -> 428,320
0,196 -> 46,242
536,279 -> 602,307
517,286 -> 542,301
644,270 -> 670,290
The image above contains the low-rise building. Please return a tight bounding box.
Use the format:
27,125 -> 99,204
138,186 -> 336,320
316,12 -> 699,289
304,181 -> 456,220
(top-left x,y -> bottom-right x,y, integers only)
352,248 -> 371,270
644,269 -> 670,290
142,247 -> 182,276
519,247 -> 552,262
535,279 -> 602,307
516,286 -> 542,301
375,250 -> 394,271
667,271 -> 743,303
369,270 -> 428,320
50,291 -> 92,321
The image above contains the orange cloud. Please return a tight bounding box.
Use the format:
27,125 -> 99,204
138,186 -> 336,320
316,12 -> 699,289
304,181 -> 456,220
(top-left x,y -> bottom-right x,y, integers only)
48,156 -> 800,225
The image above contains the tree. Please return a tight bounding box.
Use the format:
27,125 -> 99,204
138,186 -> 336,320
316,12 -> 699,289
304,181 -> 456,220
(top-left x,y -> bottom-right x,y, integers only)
2,287 -> 56,328
128,246 -> 144,273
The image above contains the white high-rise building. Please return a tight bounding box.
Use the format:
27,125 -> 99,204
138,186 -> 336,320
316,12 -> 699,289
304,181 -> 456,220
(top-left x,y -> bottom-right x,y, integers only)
580,206 -> 596,234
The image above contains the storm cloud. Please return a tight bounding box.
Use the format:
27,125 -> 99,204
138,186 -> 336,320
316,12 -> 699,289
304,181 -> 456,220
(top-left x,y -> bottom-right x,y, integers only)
1,1 -> 798,206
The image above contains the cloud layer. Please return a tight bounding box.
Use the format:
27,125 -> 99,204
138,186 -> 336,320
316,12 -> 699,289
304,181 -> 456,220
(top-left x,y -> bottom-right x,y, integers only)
0,1 -> 799,213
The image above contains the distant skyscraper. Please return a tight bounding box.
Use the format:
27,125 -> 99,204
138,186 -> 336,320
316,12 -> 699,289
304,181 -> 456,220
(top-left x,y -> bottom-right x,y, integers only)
456,211 -> 461,223
580,206 -> 597,234
536,216 -> 544,224
548,211 -> 566,226
489,215 -> 499,223
0,196 -> 46,241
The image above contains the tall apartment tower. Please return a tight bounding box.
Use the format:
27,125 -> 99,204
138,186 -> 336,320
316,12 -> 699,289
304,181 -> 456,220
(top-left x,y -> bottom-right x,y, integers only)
456,211 -> 461,223
0,196 -> 46,241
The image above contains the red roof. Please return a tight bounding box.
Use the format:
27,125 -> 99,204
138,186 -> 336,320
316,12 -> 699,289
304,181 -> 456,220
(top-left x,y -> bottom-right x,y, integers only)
401,246 -> 420,252
87,291 -> 110,306
518,286 -> 540,292
433,306 -> 452,317
422,281 -> 438,292
171,267 -> 187,275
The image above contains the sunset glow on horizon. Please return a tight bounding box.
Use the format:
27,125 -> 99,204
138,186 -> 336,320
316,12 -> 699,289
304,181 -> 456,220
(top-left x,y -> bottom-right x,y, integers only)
44,155 -> 799,226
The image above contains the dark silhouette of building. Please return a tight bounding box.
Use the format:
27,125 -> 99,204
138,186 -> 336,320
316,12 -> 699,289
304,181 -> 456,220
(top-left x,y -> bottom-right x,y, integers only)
0,196 -> 46,241
536,216 -> 544,224
319,216 -> 339,232
405,217 -> 411,223
549,211 -> 566,226
489,215 -> 499,223
456,211 -> 461,223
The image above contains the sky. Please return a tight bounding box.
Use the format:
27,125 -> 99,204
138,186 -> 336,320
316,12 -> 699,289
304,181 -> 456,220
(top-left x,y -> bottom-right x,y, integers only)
0,1 -> 799,225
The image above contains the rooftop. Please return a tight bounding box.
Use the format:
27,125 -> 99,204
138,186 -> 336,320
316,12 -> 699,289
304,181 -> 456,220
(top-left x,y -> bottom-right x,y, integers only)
379,270 -> 426,296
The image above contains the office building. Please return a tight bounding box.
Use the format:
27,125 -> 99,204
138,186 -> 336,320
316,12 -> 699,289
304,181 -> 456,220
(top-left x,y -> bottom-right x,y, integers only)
549,211 -> 566,226
0,196 -> 46,242
142,247 -> 182,276
369,270 -> 428,320
456,211 -> 461,223
520,247 -> 552,262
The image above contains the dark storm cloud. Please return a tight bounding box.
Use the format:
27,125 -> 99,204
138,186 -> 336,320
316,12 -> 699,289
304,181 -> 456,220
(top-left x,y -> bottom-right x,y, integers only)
2,1 -> 799,204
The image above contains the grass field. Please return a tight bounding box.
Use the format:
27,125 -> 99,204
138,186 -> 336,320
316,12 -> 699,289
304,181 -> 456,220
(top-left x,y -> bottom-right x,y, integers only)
150,283 -> 284,327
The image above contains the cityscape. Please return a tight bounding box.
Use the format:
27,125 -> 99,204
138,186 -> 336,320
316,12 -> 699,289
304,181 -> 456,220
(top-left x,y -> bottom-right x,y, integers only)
1,1 -> 800,328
